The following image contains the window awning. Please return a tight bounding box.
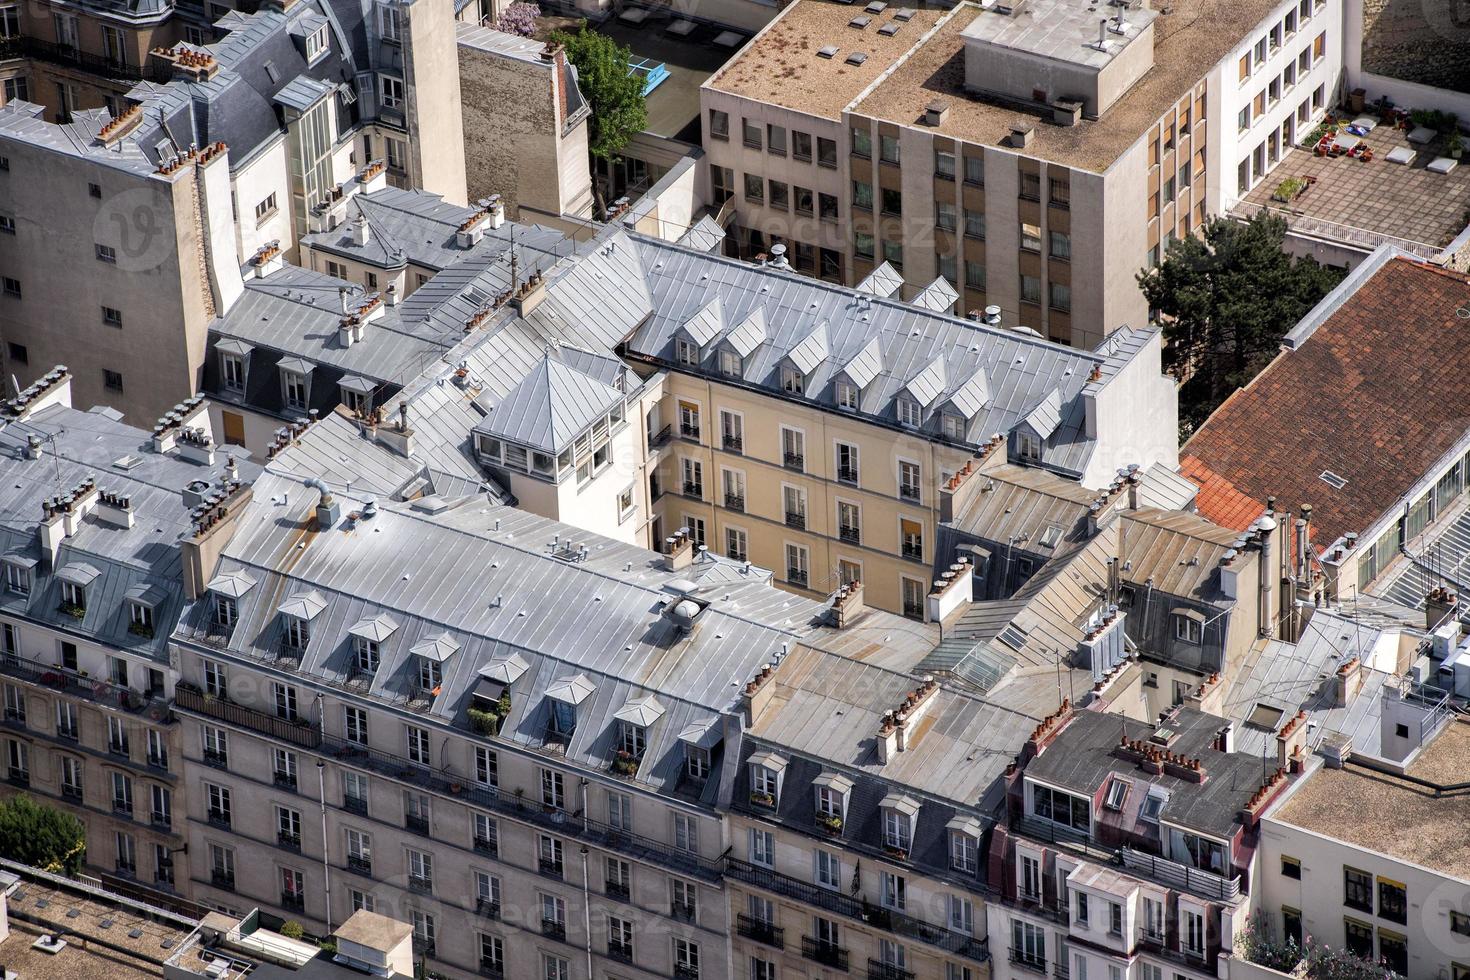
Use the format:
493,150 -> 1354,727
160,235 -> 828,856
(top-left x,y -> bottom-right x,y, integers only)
677,719 -> 721,749
349,613 -> 399,642
124,583 -> 167,608
216,338 -> 254,357
748,750 -> 788,773
546,672 -> 596,706
879,792 -> 921,817
478,652 -> 529,684
56,562 -> 101,587
613,694 -> 665,727
410,632 -> 459,662
207,568 -> 257,598
277,589 -> 327,621
813,771 -> 854,795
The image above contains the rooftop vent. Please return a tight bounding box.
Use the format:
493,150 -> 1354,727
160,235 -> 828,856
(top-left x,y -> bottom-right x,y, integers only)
1319,470 -> 1347,490
895,5 -> 915,17
865,0 -> 887,10
817,44 -> 839,58
924,99 -> 950,125
848,15 -> 871,27
845,51 -> 869,65
878,21 -> 901,35
1009,124 -> 1035,148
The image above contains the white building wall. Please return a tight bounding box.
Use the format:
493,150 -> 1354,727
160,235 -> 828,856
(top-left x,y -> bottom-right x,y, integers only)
232,137 -> 294,264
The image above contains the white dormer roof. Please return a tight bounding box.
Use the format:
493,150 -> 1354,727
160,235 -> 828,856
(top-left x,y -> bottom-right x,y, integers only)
278,589 -> 327,620
56,562 -> 101,588
787,321 -> 829,375
680,295 -> 724,348
216,338 -> 253,357
856,261 -> 903,297
1020,387 -> 1063,439
725,306 -> 767,358
912,276 -> 959,313
546,672 -> 596,705
813,771 -> 855,795
949,367 -> 992,419
748,750 -> 788,772
478,652 -> 529,684
349,613 -> 400,643
879,791 -> 921,816
613,694 -> 666,727
946,814 -> 984,837
207,568 -> 257,598
904,354 -> 948,408
840,336 -> 883,390
277,356 -> 313,375
677,718 -> 721,749
410,631 -> 460,662
125,583 -> 167,608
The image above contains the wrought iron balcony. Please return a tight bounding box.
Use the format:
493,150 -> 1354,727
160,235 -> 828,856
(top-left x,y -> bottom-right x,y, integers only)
211,869 -> 235,891
476,898 -> 501,919
785,511 -> 806,530
407,874 -> 433,893
899,485 -> 921,503
277,831 -> 301,851
404,813 -> 430,835
901,542 -> 924,561
801,936 -> 849,971
1008,948 -> 1047,974
539,857 -> 564,879
838,467 -> 859,485
608,942 -> 633,963
736,913 -> 784,948
783,452 -> 805,471
541,918 -> 566,941
722,435 -> 743,453
606,880 -> 630,900
280,892 -> 305,913
787,567 -> 809,587
724,493 -> 745,512
347,855 -> 372,876
682,481 -> 704,499
649,424 -> 673,449
343,794 -> 368,815
175,683 -> 320,749
838,525 -> 861,544
203,748 -> 229,770
680,423 -> 701,441
867,959 -> 915,980
473,835 -> 497,857
726,859 -> 989,962
273,771 -> 298,791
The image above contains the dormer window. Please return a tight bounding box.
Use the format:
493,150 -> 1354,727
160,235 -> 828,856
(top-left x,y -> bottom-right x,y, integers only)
416,657 -> 441,696
618,721 -> 645,758
780,365 -> 804,395
947,816 -> 983,874
283,615 -> 310,649
281,367 -> 308,411
128,600 -> 154,637
678,719 -> 718,784
60,582 -> 84,611
685,744 -> 711,780
1103,777 -> 1129,811
1139,789 -> 1167,823
220,352 -> 245,393
1030,782 -> 1091,835
1174,609 -> 1204,643
879,793 -> 919,858
356,637 -> 380,671
56,563 -> 98,618
476,434 -> 502,463
717,349 -> 741,377
897,397 -> 921,427
214,594 -> 237,629
544,672 -> 595,745
813,772 -> 853,834
676,339 -> 698,365
3,557 -> 33,596
1017,430 -> 1042,460
941,413 -> 965,440
836,379 -> 858,410
747,751 -> 787,809
304,23 -> 329,60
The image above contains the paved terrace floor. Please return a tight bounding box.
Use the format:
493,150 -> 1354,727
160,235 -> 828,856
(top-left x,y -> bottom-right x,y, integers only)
1237,121 -> 1470,257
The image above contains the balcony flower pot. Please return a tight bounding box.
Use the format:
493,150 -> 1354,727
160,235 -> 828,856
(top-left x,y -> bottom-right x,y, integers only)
611,751 -> 640,776
467,707 -> 501,737
749,790 -> 776,808
127,622 -> 155,639
450,782 -> 464,795
815,812 -> 844,834
882,844 -> 910,860
58,602 -> 85,620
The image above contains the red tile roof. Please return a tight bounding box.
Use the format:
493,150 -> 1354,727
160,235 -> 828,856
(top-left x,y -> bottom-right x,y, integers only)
1179,454 -> 1266,532
1182,256 -> 1470,552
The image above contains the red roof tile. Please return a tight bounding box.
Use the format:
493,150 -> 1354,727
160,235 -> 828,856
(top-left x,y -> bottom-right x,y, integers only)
1179,454 -> 1266,532
1183,256 -> 1470,552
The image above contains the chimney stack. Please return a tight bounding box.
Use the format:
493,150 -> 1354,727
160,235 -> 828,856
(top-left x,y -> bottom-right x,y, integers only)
1257,514 -> 1278,637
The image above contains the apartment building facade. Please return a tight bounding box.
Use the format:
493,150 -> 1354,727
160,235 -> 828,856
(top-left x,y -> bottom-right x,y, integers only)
0,0 -> 465,425
0,368 -> 260,897
702,0 -> 1341,349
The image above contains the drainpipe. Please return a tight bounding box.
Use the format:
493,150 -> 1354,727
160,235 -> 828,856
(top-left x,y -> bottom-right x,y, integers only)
317,759 -> 332,933
580,845 -> 594,980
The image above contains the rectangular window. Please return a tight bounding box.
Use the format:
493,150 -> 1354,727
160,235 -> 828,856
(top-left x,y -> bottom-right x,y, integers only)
767,124 -> 787,155
708,109 -> 728,140
880,134 -> 900,164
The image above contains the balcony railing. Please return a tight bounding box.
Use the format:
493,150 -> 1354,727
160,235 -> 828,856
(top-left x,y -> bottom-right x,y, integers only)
606,880 -> 630,900
211,870 -> 235,891
206,810 -> 230,829
539,857 -> 564,879
787,568 -> 809,587
899,485 -> 921,503
722,435 -> 743,453
61,784 -> 82,801
281,892 -> 305,913
476,898 -> 501,919
727,859 -> 989,962
541,918 -> 566,941
838,467 -> 859,485
175,683 -> 320,749
277,831 -> 301,851
473,835 -> 497,857
405,814 -> 430,835
7,767 -> 29,787
273,771 -> 298,791
680,423 -> 701,441
801,936 -> 849,971
203,748 -> 229,770
1120,847 -> 1241,902
785,511 -> 806,530
347,855 -> 372,876
682,481 -> 704,499
736,913 -> 784,949
649,424 -> 673,449
724,494 -> 745,512
783,452 -> 805,471
1009,948 -> 1047,974
0,36 -> 168,82
479,959 -> 505,979
319,734 -> 722,881
608,942 -> 633,964
0,656 -> 171,719
867,959 -> 916,980
343,794 -> 368,815
839,525 -> 861,544
407,874 -> 433,893
901,542 -> 924,561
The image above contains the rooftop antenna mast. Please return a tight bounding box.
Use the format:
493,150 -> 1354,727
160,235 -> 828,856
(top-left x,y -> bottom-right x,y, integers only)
509,227 -> 519,292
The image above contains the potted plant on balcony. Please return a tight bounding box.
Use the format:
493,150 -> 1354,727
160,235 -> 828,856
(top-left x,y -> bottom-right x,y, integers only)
1450,129 -> 1464,160
467,706 -> 501,737
611,750 -> 640,777
749,789 -> 775,808
815,812 -> 843,835
127,622 -> 154,639
58,601 -> 85,621
882,842 -> 909,860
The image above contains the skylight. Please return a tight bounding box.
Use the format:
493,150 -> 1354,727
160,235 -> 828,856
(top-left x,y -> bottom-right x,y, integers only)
1319,470 -> 1348,490
1246,702 -> 1286,730
997,623 -> 1029,651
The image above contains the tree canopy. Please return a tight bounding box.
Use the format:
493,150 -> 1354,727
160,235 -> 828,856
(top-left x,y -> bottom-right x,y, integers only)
1137,212 -> 1343,437
0,795 -> 87,876
550,24 -> 647,162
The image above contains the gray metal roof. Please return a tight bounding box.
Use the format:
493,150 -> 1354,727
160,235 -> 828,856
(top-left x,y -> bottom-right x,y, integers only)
472,355 -> 625,454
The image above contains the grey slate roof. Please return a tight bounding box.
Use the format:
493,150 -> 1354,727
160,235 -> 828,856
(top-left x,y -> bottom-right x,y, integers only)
0,401 -> 260,665
472,355 -> 626,454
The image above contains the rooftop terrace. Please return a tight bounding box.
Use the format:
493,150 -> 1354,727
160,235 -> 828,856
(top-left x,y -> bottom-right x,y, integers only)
1272,716 -> 1470,879
1236,122 -> 1470,259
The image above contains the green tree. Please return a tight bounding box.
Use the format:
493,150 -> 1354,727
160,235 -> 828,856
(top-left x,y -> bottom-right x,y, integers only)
550,24 -> 647,163
1137,212 -> 1343,437
0,795 -> 87,875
